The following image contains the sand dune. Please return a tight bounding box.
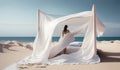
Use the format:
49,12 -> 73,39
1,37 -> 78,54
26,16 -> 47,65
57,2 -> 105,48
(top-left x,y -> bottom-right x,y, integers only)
0,41 -> 32,70
0,40 -> 120,70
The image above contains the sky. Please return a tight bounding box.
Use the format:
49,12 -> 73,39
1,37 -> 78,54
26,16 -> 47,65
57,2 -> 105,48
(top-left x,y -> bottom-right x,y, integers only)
0,0 -> 120,37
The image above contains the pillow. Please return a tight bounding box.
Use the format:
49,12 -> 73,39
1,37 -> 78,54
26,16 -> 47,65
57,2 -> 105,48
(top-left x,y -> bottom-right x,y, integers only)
69,42 -> 82,47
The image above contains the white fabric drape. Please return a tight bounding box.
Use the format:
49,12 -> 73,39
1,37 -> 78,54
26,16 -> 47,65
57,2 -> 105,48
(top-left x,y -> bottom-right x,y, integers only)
29,5 -> 105,64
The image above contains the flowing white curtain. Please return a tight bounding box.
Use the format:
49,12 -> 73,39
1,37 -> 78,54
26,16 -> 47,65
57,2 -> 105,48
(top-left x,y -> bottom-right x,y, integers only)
29,5 -> 105,64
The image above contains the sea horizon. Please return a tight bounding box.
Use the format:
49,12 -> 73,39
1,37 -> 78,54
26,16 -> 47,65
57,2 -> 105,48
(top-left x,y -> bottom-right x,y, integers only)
0,37 -> 120,43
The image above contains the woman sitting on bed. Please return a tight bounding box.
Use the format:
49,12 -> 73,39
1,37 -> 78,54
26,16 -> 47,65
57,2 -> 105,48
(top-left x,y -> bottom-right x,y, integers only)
58,25 -> 70,54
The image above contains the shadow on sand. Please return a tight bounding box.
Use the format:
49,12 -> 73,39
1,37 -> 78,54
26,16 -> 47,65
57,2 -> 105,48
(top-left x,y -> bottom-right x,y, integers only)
98,50 -> 120,62
0,43 -> 18,53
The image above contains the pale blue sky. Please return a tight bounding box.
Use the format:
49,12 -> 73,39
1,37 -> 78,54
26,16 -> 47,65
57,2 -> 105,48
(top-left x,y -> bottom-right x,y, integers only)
0,0 -> 120,37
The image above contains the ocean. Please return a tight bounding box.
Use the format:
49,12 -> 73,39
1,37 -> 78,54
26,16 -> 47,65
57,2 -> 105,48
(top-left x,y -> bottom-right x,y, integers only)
0,37 -> 120,43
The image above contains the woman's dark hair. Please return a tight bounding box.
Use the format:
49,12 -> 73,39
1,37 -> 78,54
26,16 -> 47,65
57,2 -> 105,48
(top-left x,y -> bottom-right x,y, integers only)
63,25 -> 68,32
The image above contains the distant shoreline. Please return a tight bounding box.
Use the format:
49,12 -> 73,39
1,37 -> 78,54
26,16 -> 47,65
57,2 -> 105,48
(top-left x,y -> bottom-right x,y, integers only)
0,37 -> 120,43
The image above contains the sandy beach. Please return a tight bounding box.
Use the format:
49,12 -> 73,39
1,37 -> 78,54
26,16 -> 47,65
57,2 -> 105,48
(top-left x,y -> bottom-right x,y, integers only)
0,41 -> 32,70
0,0 -> 120,70
0,40 -> 120,70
